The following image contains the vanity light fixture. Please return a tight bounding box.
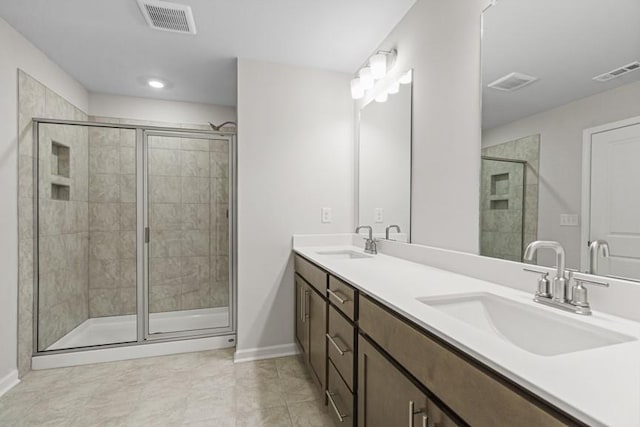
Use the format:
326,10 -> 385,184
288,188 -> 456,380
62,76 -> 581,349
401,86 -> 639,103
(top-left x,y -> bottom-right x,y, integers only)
147,79 -> 166,89
351,49 -> 398,100
370,53 -> 388,79
350,78 -> 365,100
359,67 -> 374,90
388,81 -> 400,94
375,91 -> 389,103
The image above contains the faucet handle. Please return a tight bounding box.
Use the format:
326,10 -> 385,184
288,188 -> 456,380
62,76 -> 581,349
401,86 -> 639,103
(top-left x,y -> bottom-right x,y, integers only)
523,268 -> 551,298
571,271 -> 610,288
523,267 -> 550,276
570,272 -> 609,314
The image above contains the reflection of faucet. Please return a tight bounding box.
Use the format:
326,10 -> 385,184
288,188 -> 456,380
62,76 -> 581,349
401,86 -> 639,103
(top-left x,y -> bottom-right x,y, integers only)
385,225 -> 401,240
524,241 -> 568,302
523,240 -> 610,315
589,240 -> 610,275
355,225 -> 377,254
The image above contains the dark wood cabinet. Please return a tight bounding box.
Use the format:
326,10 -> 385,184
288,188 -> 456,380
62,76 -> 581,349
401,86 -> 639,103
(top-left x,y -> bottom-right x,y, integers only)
294,253 -> 580,427
307,284 -> 327,389
294,275 -> 308,354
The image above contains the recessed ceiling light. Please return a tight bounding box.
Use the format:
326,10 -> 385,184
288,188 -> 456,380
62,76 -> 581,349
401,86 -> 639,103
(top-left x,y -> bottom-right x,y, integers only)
148,79 -> 165,89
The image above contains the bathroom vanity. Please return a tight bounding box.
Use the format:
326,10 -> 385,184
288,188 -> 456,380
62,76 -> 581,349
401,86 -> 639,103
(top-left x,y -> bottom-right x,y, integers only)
292,238 -> 640,427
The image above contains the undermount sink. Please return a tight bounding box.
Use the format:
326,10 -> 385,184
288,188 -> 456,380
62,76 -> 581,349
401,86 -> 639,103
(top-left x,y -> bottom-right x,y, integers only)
315,250 -> 372,260
417,292 -> 635,356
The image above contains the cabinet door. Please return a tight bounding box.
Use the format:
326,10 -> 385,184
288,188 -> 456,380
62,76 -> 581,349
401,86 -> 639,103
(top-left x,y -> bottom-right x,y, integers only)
358,335 -> 430,427
308,287 -> 327,389
295,275 -> 308,354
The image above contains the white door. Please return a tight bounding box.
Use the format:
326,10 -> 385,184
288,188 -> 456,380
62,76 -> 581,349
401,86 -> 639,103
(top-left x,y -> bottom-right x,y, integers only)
590,122 -> 640,280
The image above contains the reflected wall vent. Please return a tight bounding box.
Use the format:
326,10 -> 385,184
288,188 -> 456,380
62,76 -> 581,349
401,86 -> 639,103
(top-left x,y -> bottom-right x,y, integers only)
488,72 -> 538,92
137,0 -> 197,34
593,61 -> 640,82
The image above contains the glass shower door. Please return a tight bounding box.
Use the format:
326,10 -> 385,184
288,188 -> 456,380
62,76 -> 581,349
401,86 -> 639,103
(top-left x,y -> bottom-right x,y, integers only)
36,122 -> 138,351
145,131 -> 232,338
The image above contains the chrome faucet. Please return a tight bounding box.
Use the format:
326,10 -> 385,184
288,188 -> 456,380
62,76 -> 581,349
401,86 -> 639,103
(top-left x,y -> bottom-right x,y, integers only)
523,240 -> 610,315
589,240 -> 610,275
355,225 -> 377,254
524,241 -> 568,303
385,225 -> 401,240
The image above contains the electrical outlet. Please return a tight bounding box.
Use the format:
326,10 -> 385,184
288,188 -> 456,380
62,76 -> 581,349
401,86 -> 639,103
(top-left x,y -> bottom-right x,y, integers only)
374,208 -> 384,223
560,214 -> 579,227
321,207 -> 332,223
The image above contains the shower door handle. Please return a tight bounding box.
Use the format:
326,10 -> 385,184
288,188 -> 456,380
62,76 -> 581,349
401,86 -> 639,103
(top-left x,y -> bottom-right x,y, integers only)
145,227 -> 150,243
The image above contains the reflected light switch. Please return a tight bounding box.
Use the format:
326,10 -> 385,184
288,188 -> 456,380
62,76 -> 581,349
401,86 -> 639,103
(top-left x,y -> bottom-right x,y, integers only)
374,208 -> 384,223
560,214 -> 579,227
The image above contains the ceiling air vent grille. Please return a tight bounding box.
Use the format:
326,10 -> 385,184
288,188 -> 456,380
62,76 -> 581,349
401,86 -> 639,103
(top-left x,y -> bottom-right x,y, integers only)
593,61 -> 640,82
137,0 -> 196,34
488,72 -> 538,92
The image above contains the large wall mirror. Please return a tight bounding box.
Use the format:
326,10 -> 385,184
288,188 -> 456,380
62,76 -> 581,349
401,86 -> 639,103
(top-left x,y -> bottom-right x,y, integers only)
481,0 -> 640,280
357,71 -> 413,242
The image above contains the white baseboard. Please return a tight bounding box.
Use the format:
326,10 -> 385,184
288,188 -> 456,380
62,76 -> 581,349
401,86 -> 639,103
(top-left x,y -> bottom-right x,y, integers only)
32,335 -> 236,370
234,343 -> 300,363
0,370 -> 19,397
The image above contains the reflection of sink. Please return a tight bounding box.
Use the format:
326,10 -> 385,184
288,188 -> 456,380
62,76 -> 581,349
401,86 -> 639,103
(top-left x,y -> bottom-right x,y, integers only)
417,293 -> 635,356
315,250 -> 372,260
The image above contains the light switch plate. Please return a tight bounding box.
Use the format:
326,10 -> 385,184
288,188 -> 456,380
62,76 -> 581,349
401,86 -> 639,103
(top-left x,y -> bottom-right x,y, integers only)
560,214 -> 579,227
321,207 -> 332,223
374,208 -> 384,223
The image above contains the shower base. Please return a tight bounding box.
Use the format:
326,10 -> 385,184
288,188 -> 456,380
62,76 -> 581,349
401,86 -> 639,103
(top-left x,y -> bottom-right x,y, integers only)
46,307 -> 229,351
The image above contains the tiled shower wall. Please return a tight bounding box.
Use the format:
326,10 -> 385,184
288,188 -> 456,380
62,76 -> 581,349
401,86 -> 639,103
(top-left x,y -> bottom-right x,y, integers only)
147,134 -> 229,314
87,124 -> 137,317
86,118 -> 230,317
480,134 -> 540,261
18,71 -> 89,374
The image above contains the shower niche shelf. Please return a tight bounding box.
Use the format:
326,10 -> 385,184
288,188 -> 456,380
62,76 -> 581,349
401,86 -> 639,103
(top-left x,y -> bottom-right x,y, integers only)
50,141 -> 71,201
51,183 -> 70,201
51,141 -> 70,178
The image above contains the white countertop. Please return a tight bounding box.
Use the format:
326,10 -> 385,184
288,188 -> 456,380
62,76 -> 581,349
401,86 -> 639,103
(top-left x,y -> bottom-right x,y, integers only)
293,243 -> 640,427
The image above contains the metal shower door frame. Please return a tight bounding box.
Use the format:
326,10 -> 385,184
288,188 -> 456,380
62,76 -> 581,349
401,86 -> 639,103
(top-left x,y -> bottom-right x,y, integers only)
141,129 -> 237,342
31,118 -> 237,355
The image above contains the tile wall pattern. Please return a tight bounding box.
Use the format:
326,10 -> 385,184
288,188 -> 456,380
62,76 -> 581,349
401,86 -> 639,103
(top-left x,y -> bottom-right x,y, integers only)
148,134 -> 230,314
87,121 -> 137,317
480,134 -> 540,261
18,71 -> 89,372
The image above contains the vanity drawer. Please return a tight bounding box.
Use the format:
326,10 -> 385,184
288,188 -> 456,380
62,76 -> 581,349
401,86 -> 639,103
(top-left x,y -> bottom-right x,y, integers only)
295,254 -> 327,293
328,276 -> 356,320
358,294 -> 573,427
327,304 -> 355,391
327,359 -> 355,427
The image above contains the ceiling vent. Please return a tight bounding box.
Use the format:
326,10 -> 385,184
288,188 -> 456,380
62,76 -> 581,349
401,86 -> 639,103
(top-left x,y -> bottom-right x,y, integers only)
137,0 -> 196,34
488,72 -> 538,92
593,61 -> 640,82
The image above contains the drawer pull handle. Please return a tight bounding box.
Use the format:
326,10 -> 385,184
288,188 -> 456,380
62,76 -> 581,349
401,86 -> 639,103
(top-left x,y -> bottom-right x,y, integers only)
326,390 -> 347,422
327,288 -> 348,304
409,401 -> 428,427
326,333 -> 350,355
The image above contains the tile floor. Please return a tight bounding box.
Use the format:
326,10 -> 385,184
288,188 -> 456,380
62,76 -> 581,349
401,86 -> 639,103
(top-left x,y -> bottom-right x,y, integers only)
0,349 -> 334,426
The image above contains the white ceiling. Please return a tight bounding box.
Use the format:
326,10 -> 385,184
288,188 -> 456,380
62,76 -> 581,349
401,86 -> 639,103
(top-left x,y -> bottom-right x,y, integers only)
0,0 -> 415,106
482,0 -> 640,129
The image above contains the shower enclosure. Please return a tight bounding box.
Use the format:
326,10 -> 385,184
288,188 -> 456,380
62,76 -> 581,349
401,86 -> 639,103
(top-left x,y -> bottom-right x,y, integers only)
33,119 -> 236,354
479,156 -> 527,262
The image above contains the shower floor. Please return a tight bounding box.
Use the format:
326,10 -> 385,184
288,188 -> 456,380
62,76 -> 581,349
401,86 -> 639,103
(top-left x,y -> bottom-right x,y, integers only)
46,307 -> 229,351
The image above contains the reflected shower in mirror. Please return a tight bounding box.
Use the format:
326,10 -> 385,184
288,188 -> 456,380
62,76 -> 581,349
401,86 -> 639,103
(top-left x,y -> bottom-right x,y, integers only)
481,0 -> 640,281
358,70 -> 412,242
